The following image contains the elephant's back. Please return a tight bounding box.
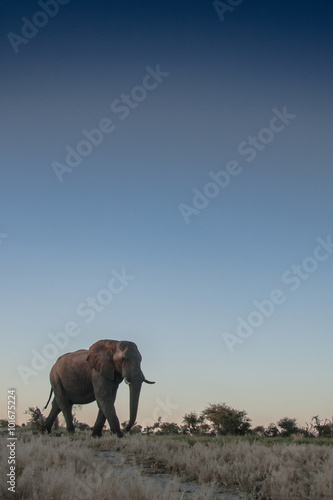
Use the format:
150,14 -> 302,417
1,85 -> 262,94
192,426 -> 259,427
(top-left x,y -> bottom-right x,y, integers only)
53,349 -> 89,372
57,348 -> 88,359
51,349 -> 94,403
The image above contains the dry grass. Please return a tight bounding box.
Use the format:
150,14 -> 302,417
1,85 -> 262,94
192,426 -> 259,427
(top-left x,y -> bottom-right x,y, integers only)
88,435 -> 333,499
1,431 -> 333,499
0,432 -> 214,500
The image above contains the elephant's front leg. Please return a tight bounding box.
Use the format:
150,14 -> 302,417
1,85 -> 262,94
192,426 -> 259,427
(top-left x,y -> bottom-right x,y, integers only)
92,375 -> 123,437
97,396 -> 123,437
91,408 -> 106,437
92,383 -> 119,437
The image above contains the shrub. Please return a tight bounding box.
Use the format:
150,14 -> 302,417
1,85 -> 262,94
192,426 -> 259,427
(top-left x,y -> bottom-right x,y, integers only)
201,403 -> 251,435
277,417 -> 300,437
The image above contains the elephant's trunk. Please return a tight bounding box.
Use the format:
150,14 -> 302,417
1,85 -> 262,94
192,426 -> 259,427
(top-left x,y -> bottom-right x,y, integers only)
125,381 -> 142,432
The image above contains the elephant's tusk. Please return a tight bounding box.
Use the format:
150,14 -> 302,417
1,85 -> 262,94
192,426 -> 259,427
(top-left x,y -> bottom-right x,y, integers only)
143,378 -> 155,384
124,377 -> 130,385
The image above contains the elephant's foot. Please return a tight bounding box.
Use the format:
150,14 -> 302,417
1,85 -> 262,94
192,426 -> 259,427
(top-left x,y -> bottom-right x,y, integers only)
109,422 -> 123,437
110,428 -> 124,438
40,426 -> 51,434
91,431 -> 103,438
111,428 -> 123,437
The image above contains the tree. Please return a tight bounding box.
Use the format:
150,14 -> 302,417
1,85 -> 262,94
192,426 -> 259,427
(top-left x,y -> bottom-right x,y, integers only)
76,422 -> 91,431
182,412 -> 201,434
71,404 -> 91,431
72,404 -> 82,427
182,412 -> 210,435
152,416 -> 162,433
156,422 -> 180,435
201,403 -> 251,435
252,425 -> 265,436
299,421 -> 315,438
24,407 -> 44,430
264,423 -> 279,437
277,417 -> 300,437
142,425 -> 154,435
312,416 -> 333,438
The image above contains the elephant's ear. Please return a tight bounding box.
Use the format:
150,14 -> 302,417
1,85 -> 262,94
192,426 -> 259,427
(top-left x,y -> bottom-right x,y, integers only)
86,340 -> 117,381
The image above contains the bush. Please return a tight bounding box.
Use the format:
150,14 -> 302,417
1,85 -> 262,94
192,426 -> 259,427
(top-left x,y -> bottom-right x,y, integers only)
24,407 -> 44,430
277,417 -> 300,437
201,403 -> 251,435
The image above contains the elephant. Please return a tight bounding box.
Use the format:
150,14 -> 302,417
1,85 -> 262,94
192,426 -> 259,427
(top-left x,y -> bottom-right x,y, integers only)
41,340 -> 154,437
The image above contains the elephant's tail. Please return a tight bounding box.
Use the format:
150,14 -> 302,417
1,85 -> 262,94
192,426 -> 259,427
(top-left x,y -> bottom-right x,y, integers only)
43,388 -> 53,410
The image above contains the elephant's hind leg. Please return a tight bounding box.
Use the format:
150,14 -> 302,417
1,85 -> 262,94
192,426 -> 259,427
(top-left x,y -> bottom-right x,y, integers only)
62,405 -> 75,433
92,408 -> 106,437
41,399 -> 61,433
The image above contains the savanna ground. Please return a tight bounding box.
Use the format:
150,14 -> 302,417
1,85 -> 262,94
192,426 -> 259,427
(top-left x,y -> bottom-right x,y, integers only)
1,430 -> 333,500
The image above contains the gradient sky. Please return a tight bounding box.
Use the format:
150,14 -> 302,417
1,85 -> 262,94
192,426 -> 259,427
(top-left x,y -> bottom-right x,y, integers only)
1,0 -> 332,429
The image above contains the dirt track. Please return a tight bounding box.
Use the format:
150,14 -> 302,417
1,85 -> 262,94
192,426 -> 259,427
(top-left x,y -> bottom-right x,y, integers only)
96,450 -> 249,500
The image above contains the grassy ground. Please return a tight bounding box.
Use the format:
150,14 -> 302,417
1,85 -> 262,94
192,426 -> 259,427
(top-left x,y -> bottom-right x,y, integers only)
166,433 -> 333,447
1,430 -> 333,499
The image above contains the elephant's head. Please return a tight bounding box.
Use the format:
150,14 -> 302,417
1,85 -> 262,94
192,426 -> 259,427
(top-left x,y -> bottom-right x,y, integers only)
87,340 -> 154,431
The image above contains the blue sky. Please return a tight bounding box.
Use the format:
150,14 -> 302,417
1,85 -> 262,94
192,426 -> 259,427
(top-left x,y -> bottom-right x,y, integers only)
1,0 -> 332,429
